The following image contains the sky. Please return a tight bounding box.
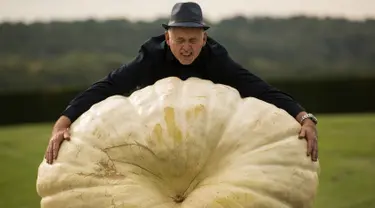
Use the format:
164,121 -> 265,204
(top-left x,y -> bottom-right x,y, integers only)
0,0 -> 375,23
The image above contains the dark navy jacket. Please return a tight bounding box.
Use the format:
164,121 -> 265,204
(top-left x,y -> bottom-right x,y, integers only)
62,34 -> 305,122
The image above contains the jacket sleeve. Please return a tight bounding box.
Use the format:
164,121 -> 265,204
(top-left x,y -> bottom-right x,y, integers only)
61,49 -> 152,122
213,54 -> 305,118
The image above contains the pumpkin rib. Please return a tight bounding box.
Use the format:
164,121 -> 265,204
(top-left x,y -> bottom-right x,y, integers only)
176,86 -> 244,200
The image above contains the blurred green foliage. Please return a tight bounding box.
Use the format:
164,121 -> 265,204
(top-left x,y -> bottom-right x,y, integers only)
1,16 -> 374,92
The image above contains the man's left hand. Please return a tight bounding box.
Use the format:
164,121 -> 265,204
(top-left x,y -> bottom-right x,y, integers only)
298,119 -> 318,162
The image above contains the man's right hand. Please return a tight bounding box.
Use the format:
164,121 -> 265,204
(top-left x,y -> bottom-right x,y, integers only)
45,128 -> 70,164
44,115 -> 72,164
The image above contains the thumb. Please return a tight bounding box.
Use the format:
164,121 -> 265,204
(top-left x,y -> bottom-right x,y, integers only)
63,128 -> 71,140
299,127 -> 306,139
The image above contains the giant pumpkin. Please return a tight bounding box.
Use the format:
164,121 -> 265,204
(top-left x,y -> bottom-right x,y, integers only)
36,77 -> 320,208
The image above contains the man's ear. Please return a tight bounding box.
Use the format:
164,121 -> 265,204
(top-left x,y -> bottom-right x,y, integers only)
165,31 -> 170,46
203,32 -> 207,46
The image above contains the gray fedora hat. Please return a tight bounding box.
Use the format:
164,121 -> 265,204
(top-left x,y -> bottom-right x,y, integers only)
162,2 -> 210,30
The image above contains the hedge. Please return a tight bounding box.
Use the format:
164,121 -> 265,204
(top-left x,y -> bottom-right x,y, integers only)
1,77 -> 374,125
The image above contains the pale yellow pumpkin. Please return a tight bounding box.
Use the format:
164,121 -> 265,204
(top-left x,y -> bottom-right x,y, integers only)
36,77 -> 320,208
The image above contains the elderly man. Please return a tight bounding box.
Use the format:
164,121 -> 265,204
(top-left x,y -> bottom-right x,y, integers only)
45,2 -> 318,164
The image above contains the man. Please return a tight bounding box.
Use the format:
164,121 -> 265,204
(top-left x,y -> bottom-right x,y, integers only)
45,2 -> 318,164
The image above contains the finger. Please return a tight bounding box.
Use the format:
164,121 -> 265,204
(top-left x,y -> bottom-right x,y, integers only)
47,141 -> 53,164
299,128 -> 310,155
312,138 -> 318,161
53,138 -> 61,160
306,131 -> 314,157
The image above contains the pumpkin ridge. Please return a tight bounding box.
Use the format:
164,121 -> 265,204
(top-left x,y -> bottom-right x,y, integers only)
217,184 -> 292,208
233,176 -> 316,208
246,137 -> 301,158
174,81 -> 243,199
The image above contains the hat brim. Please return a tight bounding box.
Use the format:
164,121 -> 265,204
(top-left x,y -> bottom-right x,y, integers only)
162,22 -> 210,30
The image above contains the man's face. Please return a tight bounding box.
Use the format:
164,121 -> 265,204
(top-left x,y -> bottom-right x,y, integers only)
165,27 -> 207,65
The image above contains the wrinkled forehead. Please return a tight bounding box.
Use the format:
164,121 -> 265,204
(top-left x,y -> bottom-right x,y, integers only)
168,27 -> 205,39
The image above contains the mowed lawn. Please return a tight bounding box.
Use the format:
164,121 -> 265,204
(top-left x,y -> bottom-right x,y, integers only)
0,113 -> 374,208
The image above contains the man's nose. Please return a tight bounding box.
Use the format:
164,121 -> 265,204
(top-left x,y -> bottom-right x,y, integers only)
182,43 -> 191,50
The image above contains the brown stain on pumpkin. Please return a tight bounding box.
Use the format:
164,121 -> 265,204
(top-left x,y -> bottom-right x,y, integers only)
78,159 -> 125,179
152,123 -> 163,143
186,104 -> 205,120
164,107 -> 183,143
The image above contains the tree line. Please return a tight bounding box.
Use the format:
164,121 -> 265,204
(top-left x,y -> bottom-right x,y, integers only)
1,16 -> 374,92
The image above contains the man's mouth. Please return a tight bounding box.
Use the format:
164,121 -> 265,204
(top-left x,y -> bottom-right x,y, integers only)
181,53 -> 192,58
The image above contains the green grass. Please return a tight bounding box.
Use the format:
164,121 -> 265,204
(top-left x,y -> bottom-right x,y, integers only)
0,113 -> 374,208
